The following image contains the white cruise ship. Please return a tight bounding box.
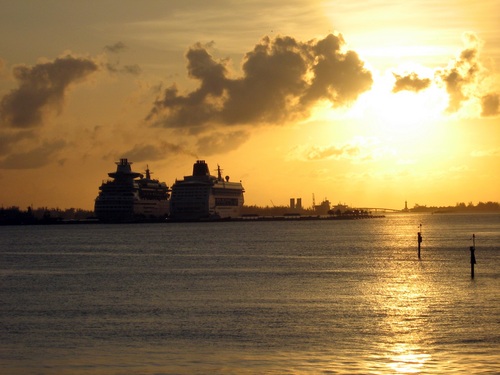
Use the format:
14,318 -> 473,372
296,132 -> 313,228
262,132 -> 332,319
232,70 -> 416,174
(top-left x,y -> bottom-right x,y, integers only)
94,159 -> 169,222
169,160 -> 245,221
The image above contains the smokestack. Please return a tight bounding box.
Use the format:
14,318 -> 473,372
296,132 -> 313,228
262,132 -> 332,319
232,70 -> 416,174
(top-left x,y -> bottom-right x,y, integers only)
193,160 -> 210,176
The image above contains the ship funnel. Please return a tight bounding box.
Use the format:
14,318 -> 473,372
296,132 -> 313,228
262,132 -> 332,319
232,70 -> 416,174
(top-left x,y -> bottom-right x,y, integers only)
193,160 -> 210,176
116,158 -> 132,173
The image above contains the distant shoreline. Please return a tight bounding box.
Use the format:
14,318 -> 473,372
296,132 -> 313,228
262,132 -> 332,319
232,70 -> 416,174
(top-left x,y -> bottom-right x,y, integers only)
2,203 -> 499,226
1,214 -> 387,226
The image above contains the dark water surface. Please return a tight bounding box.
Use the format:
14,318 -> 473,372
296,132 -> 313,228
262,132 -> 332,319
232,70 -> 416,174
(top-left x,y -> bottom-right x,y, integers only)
1,213 -> 499,374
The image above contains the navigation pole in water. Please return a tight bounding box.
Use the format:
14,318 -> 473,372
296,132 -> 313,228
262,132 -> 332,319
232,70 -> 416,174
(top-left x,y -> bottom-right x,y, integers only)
417,223 -> 422,259
470,234 -> 476,279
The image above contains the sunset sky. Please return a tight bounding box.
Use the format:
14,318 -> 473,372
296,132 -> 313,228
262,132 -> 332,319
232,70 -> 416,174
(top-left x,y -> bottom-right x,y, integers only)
1,0 -> 499,211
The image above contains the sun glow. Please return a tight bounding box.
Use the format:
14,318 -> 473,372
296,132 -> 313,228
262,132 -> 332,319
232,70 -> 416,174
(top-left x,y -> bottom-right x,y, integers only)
315,67 -> 450,147
355,70 -> 448,138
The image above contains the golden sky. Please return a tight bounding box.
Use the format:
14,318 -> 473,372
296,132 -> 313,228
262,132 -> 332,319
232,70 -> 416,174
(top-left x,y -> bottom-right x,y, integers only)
0,0 -> 499,210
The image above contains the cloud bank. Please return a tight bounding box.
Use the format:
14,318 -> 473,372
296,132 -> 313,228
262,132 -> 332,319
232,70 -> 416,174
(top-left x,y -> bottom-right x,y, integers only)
0,55 -> 98,129
481,93 -> 499,117
195,130 -> 249,156
1,32 -> 496,172
121,141 -> 198,162
147,33 -> 373,131
392,73 -> 431,93
390,33 -> 498,117
287,137 -> 383,163
104,41 -> 128,54
0,139 -> 66,169
437,35 -> 480,113
437,33 -> 500,116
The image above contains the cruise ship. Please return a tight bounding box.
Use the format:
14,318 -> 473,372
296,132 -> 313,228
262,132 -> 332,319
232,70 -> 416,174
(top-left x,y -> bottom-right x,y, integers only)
169,160 -> 245,221
94,158 -> 170,222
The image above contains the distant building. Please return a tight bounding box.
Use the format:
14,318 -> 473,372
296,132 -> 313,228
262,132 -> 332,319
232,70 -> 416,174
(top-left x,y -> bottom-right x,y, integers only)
330,202 -> 350,214
402,200 -> 409,212
314,199 -> 331,215
290,197 -> 302,210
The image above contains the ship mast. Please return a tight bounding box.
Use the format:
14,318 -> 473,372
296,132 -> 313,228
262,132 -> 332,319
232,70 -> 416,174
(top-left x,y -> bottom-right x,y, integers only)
216,164 -> 223,181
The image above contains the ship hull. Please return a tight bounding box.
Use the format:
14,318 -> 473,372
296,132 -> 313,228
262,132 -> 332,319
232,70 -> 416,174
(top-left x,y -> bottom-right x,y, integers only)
94,198 -> 169,223
94,159 -> 169,223
169,160 -> 244,222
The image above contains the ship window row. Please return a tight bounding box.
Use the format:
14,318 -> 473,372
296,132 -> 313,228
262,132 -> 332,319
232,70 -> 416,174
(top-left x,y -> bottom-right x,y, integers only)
171,207 -> 207,213
173,187 -> 209,192
139,194 -> 168,200
173,193 -> 209,198
215,198 -> 239,206
171,203 -> 206,209
96,208 -> 132,213
139,188 -> 168,192
212,191 -> 242,197
173,191 -> 241,197
172,195 -> 207,201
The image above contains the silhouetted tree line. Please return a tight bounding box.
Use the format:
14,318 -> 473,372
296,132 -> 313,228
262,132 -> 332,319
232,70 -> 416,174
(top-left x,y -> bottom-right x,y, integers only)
411,201 -> 500,213
0,206 -> 95,225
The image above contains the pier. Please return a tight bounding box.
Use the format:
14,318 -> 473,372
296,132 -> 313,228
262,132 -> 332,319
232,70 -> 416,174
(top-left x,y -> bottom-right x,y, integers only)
355,207 -> 403,214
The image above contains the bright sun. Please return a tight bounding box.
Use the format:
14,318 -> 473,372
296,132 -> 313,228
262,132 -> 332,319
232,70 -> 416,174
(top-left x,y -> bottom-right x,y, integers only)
354,69 -> 448,139
305,65 -> 453,165
314,67 -> 450,146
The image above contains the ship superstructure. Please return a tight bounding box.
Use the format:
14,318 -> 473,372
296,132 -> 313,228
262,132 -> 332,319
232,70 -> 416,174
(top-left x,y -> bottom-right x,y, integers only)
94,158 -> 169,222
169,160 -> 244,221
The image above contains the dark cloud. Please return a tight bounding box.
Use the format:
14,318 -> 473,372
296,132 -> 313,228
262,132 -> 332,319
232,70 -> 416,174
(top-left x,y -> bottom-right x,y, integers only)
481,93 -> 499,117
195,130 -> 249,156
104,42 -> 127,53
439,69 -> 468,112
437,33 -> 481,113
0,130 -> 35,156
104,42 -> 138,74
122,141 -> 198,162
122,64 -> 142,75
106,62 -> 142,75
392,73 -> 431,93
0,55 -> 98,129
147,34 -> 373,130
0,58 -> 6,76
300,34 -> 373,106
0,139 -> 66,169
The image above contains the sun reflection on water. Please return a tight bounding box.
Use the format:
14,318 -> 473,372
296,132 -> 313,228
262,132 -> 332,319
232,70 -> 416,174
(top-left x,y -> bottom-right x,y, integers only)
374,273 -> 435,373
369,224 -> 437,374
388,343 -> 432,373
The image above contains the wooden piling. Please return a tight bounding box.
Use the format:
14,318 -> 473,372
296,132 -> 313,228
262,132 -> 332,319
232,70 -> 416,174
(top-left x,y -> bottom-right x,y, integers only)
470,234 -> 476,279
417,224 -> 422,259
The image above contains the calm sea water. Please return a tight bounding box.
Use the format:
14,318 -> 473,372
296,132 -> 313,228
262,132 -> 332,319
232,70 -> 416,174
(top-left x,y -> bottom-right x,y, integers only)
1,213 -> 499,374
